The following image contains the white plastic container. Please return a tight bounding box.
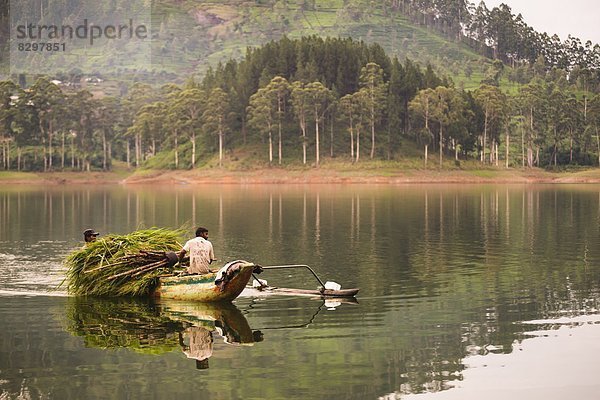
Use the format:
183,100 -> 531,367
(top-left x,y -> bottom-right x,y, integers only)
324,281 -> 341,291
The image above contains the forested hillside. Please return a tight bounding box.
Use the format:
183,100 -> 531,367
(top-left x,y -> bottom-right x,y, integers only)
3,1 -> 598,88
1,1 -> 600,173
2,35 -> 600,173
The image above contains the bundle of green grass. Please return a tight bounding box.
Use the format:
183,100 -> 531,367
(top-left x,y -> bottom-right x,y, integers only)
65,228 -> 188,297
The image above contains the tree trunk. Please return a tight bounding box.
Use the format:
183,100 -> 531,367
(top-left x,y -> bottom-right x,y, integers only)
126,140 -> 130,169
330,113 -> 334,158
71,135 -> 75,169
102,130 -> 107,171
107,142 -> 112,171
482,109 -> 488,163
569,134 -> 573,164
315,109 -> 320,167
268,126 -> 273,166
349,118 -> 354,161
42,136 -> 47,172
135,133 -> 140,167
495,141 -> 498,166
219,121 -> 223,168
48,120 -> 53,171
439,124 -> 443,167
454,139 -> 458,161
596,128 -> 600,166
301,117 -> 307,165
191,132 -> 196,168
61,132 -> 65,169
424,144 -> 428,166
174,134 -> 179,169
505,130 -> 510,168
355,125 -> 360,163
521,124 -> 525,168
278,114 -> 282,165
370,103 -> 375,159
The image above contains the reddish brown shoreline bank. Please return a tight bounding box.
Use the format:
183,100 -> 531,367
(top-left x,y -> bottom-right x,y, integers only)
4,168 -> 598,185
2,168 -> 600,185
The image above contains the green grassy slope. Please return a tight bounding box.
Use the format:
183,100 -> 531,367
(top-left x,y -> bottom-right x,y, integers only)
2,1 -> 496,91
149,0 -> 489,83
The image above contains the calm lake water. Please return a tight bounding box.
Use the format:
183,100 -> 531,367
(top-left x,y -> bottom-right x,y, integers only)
1,184 -> 599,400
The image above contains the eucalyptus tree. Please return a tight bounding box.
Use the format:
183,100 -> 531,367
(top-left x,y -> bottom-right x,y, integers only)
202,87 -> 231,167
29,77 -> 66,171
544,85 -> 569,166
68,90 -> 95,171
474,84 -> 507,164
431,87 -> 450,167
409,87 -> 436,165
586,94 -> 600,166
359,62 -> 388,159
247,87 -> 275,165
446,90 -> 474,162
290,81 -> 310,165
305,81 -> 334,167
562,94 -> 583,164
265,77 -> 290,165
435,0 -> 471,41
128,102 -> 166,166
94,96 -> 121,171
172,88 -> 206,169
340,92 -> 363,162
387,58 -> 405,158
515,80 -> 544,167
123,83 -> 156,168
428,86 -> 468,167
0,81 -> 18,170
467,1 -> 490,51
163,88 -> 184,169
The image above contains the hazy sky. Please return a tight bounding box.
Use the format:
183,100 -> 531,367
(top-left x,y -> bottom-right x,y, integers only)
482,0 -> 600,44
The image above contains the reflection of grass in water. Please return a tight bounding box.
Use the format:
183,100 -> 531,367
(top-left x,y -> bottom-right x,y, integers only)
64,297 -> 186,355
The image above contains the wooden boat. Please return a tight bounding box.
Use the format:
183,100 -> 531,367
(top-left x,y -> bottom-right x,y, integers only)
153,260 -> 257,302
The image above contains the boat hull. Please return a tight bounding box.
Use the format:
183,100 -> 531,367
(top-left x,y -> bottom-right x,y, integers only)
153,262 -> 255,302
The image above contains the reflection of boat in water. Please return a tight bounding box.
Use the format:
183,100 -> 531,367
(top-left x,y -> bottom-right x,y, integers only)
159,300 -> 263,369
154,261 -> 259,302
64,297 -> 262,368
158,299 -> 260,343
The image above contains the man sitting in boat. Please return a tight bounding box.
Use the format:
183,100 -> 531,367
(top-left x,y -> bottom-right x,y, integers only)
83,229 -> 99,243
179,227 -> 216,274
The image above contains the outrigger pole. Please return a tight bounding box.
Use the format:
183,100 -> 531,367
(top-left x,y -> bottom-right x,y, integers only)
252,264 -> 360,297
259,264 -> 327,288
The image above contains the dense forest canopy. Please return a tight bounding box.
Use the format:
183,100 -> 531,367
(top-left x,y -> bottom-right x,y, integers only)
384,0 -> 599,71
2,35 -> 600,173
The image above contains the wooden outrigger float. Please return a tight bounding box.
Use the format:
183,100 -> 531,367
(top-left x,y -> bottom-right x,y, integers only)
249,264 -> 360,298
154,260 -> 258,302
